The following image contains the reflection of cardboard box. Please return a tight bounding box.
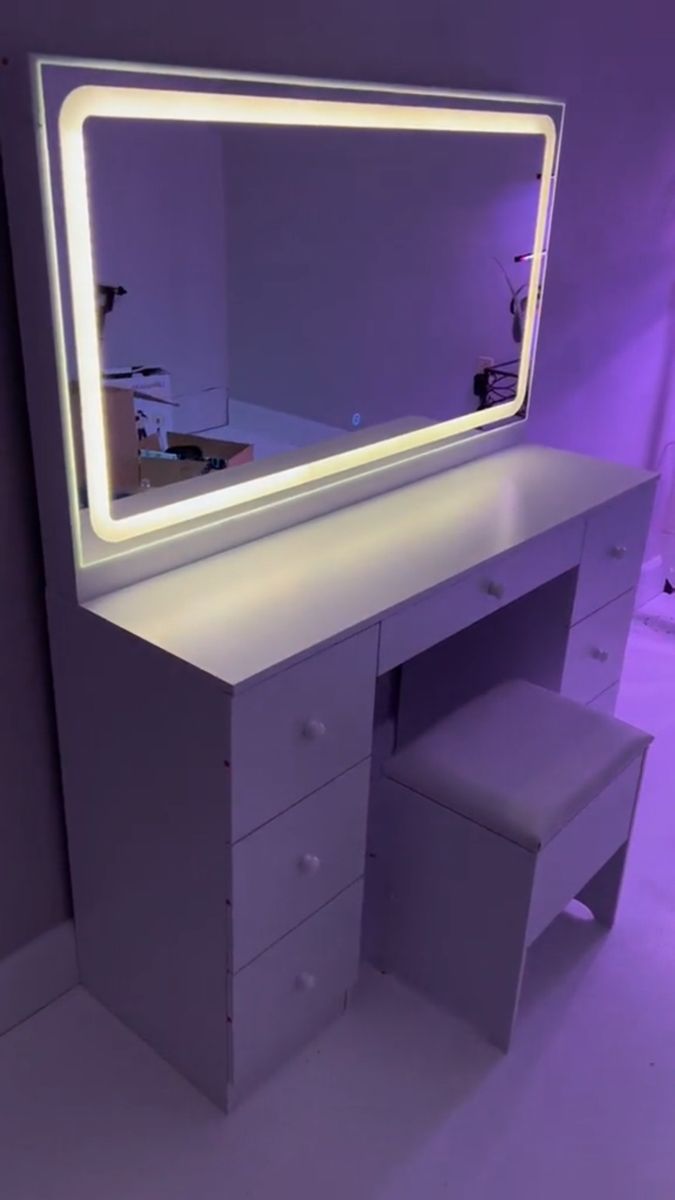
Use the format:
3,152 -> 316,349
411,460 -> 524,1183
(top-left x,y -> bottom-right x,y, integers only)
104,367 -> 176,450
166,432 -> 253,470
138,456 -> 206,489
71,380 -> 254,502
139,433 -> 253,491
71,384 -> 140,500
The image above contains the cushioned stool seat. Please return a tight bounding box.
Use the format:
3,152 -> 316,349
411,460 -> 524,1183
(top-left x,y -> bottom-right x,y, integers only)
386,679 -> 651,851
367,679 -> 652,1050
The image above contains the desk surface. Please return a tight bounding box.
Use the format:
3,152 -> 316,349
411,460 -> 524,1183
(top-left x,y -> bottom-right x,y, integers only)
84,445 -> 655,691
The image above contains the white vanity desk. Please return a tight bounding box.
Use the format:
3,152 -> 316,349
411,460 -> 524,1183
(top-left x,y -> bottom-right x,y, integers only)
50,442 -> 656,1110
3,55 -> 655,1114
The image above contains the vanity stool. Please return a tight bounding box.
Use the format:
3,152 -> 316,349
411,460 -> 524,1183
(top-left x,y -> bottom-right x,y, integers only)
367,679 -> 652,1051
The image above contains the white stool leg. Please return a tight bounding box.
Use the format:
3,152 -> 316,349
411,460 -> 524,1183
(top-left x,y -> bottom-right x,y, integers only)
459,913 -> 530,1052
576,751 -> 647,928
576,841 -> 629,928
366,779 -> 536,1051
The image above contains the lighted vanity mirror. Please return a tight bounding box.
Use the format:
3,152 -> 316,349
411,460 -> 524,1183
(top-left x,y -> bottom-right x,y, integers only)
37,59 -> 562,553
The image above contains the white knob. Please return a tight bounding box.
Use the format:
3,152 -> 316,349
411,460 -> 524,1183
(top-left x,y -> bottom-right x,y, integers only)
303,718 -> 326,740
591,647 -> 609,663
298,853 -> 321,875
296,971 -> 317,992
610,544 -> 628,560
485,580 -> 505,600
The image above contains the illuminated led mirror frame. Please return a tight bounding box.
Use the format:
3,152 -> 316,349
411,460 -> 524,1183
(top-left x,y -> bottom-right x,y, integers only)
46,67 -> 558,547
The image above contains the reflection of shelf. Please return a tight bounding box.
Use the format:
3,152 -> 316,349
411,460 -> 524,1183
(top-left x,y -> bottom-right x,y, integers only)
473,359 -> 520,411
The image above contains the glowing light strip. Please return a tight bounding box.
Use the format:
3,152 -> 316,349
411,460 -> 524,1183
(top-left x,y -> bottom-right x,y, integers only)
57,84 -> 556,544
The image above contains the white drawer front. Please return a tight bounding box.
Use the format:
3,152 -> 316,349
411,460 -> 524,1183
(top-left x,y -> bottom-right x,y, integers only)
378,521 -> 583,674
573,486 -> 654,622
231,629 -> 377,840
231,761 -> 369,970
231,880 -> 363,1094
562,590 -> 635,704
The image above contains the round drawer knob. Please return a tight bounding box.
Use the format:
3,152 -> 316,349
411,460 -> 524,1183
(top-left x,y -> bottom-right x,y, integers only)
610,544 -> 628,560
485,580 -> 505,601
303,718 -> 327,740
591,647 -> 610,663
298,853 -> 321,875
296,971 -> 317,992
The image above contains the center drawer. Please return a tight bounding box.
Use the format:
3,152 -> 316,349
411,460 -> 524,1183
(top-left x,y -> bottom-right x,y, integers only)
231,760 -> 369,970
378,520 -> 583,674
231,627 -> 378,840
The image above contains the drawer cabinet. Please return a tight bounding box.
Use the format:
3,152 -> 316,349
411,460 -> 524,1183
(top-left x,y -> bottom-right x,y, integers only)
378,521 -> 583,673
230,880 -> 363,1096
573,486 -> 654,622
562,590 -> 635,704
230,628 -> 378,840
231,761 -> 369,970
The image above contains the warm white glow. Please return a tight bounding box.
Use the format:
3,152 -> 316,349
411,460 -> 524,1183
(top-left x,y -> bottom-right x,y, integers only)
56,82 -> 556,545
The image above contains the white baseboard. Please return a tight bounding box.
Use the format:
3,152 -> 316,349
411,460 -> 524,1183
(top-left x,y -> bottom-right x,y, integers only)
636,555 -> 665,610
0,921 -> 78,1037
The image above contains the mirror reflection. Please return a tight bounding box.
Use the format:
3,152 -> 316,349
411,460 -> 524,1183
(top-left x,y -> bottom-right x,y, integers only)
76,117 -> 546,505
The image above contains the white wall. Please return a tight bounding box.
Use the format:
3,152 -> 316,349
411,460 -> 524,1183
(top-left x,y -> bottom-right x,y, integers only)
222,125 -> 542,431
85,120 -> 229,433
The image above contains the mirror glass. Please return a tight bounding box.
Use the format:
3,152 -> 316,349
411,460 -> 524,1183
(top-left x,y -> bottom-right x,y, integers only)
39,63 -> 561,546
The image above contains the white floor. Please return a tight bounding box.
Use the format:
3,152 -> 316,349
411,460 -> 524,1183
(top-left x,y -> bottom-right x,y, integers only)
2,616 -> 674,1200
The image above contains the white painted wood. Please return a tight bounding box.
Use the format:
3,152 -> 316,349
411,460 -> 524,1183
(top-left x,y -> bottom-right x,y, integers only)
525,758 -> 642,945
230,880 -> 363,1098
33,449 -> 656,1105
85,447 -> 656,689
367,752 -> 648,1051
231,761 -> 369,970
573,486 -> 655,622
0,921 -> 78,1037
47,595 -> 233,1109
562,590 -> 636,703
364,779 -> 534,1051
588,683 -> 620,715
378,520 -> 583,673
230,629 -> 377,840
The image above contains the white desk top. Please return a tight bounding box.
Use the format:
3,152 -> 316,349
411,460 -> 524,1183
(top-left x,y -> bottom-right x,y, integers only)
85,445 -> 655,691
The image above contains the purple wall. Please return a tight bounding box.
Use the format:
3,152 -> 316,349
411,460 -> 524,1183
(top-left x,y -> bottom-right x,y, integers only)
0,165 -> 71,960
0,0 -> 673,959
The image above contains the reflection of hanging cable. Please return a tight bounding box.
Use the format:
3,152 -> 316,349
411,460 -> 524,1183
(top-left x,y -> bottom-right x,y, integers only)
493,259 -> 528,344
513,250 -> 546,264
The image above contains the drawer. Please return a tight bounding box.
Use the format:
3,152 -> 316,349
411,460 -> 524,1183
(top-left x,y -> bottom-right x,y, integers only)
230,880 -> 363,1094
573,485 -> 655,622
231,761 -> 369,970
562,590 -> 635,704
231,628 -> 377,840
378,520 -> 583,674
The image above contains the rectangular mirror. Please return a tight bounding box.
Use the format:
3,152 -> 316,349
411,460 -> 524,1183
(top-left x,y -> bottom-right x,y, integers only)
36,60 -> 562,559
